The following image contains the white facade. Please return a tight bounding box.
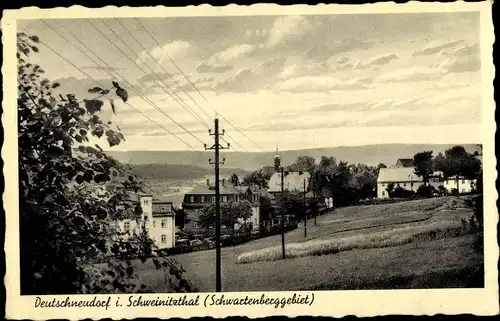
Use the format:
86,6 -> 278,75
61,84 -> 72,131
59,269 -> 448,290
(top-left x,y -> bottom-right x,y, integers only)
444,177 -> 476,194
324,197 -> 334,208
377,181 -> 424,199
117,195 -> 176,250
250,206 -> 260,231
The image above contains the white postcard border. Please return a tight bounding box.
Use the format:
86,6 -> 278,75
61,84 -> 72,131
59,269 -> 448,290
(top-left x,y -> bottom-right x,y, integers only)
2,2 -> 498,319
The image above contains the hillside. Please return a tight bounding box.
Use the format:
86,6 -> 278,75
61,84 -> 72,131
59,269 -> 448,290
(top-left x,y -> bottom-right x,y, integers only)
130,163 -> 248,180
105,144 -> 480,171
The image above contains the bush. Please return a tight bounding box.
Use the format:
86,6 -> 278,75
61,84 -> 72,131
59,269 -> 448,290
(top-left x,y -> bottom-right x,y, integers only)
416,185 -> 436,197
390,186 -> 415,199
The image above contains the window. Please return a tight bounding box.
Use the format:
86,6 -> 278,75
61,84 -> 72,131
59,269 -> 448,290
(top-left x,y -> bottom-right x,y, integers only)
403,183 -> 407,187
222,195 -> 228,203
161,235 -> 166,243
194,222 -> 200,229
462,189 -> 466,193
201,196 -> 205,203
124,221 -> 130,231
189,196 -> 195,203
382,191 -> 385,196
161,219 -> 167,228
153,220 -> 156,227
143,199 -> 150,205
462,179 -> 466,184
211,196 -> 216,203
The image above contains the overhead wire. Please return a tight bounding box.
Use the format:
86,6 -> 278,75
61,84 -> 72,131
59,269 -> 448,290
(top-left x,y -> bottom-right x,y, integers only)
133,18 -> 251,151
32,22 -> 195,149
84,18 -> 206,146
109,19 -> 209,128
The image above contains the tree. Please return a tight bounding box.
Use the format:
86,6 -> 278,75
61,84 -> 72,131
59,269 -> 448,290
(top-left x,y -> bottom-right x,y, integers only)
289,156 -> 316,173
174,207 -> 190,230
281,192 -> 305,221
242,170 -> 269,189
377,162 -> 387,169
433,152 -> 447,172
17,33 -> 191,295
259,194 -> 275,226
386,183 -> 395,198
229,173 -> 239,186
199,200 -> 253,231
413,151 -> 434,185
435,146 -> 482,194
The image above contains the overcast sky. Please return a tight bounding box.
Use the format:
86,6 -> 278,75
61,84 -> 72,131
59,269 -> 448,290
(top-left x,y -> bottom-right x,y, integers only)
19,12 -> 482,152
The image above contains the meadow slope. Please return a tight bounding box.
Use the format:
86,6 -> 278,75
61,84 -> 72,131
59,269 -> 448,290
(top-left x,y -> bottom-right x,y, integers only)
134,196 -> 483,292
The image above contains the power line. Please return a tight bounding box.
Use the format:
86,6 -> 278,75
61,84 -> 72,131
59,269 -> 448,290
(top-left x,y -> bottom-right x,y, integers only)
111,19 -> 211,129
31,23 -> 194,149
133,18 -> 250,151
51,20 -> 246,155
84,19 -> 206,146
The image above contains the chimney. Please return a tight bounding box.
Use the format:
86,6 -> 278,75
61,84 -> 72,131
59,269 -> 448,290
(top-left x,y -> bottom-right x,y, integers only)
222,179 -> 226,187
206,178 -> 210,186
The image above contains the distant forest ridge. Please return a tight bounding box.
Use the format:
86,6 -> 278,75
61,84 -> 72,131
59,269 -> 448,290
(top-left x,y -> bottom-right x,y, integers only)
129,163 -> 249,180
105,144 -> 481,172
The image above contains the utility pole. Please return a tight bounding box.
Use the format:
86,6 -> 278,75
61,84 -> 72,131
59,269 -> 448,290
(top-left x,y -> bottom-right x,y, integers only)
274,147 -> 286,259
280,166 -> 286,259
205,117 -> 229,292
303,178 -> 307,238
312,174 -> 317,226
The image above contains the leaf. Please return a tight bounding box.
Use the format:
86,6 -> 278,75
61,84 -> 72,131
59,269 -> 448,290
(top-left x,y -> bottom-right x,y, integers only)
31,46 -> 39,53
51,82 -> 60,89
115,88 -> 128,103
78,145 -> 86,153
94,174 -> 105,184
84,99 -> 104,113
110,99 -> 116,115
88,87 -> 104,94
59,94 -> 67,101
112,81 -> 121,89
29,35 -> 40,43
75,135 -> 83,143
75,175 -> 84,184
95,144 -> 103,151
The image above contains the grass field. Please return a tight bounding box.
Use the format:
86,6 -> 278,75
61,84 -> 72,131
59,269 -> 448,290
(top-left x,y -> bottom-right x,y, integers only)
133,196 -> 483,292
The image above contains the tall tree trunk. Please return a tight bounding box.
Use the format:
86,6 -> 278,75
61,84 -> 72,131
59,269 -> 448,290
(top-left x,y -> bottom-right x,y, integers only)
456,177 -> 460,196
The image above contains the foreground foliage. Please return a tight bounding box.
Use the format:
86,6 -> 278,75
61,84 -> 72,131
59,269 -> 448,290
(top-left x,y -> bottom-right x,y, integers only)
18,32 -> 192,294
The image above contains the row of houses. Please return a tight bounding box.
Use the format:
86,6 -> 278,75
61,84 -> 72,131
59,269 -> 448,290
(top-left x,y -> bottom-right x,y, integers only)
376,158 -> 478,199
116,156 -> 480,251
181,169 -> 335,234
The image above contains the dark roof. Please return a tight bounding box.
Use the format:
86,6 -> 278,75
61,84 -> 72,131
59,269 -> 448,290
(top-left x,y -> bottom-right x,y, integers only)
396,158 -> 414,167
187,183 -> 241,195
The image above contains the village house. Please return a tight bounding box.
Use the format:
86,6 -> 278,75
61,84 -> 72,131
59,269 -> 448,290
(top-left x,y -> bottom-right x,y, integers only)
181,178 -> 242,233
235,185 -> 262,231
117,192 -> 176,250
267,171 -> 311,197
377,167 -> 444,199
377,168 -> 422,198
306,185 -> 334,209
443,176 -> 477,194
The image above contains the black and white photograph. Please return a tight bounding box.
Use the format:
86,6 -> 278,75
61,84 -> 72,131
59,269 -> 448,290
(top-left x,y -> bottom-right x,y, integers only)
3,2 -> 498,319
